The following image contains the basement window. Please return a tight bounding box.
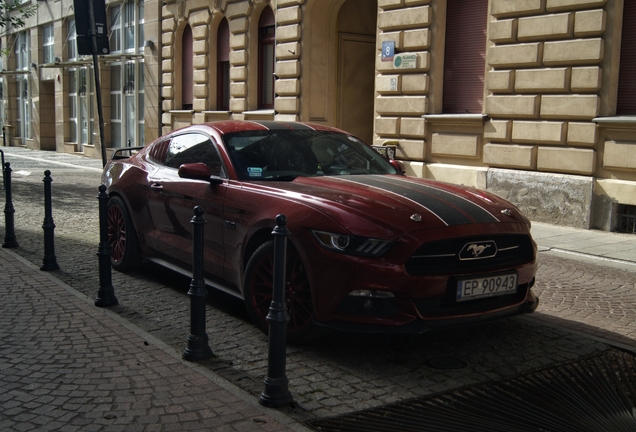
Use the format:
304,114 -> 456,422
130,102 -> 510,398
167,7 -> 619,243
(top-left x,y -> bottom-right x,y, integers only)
617,204 -> 636,234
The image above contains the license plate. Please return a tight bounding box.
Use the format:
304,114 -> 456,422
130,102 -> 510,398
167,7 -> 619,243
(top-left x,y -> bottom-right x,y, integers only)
456,273 -> 517,302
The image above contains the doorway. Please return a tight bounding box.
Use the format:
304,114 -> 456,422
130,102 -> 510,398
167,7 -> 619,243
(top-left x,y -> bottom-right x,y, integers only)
336,0 -> 377,144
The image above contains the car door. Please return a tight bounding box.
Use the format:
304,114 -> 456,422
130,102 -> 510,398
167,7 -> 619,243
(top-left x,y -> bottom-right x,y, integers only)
145,132 -> 228,280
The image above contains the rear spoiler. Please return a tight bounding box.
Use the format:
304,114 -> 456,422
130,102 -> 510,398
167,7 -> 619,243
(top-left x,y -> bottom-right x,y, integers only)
110,146 -> 145,160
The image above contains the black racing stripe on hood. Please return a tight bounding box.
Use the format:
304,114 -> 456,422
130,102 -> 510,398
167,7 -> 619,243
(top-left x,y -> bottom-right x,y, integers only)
344,176 -> 500,226
251,121 -> 314,130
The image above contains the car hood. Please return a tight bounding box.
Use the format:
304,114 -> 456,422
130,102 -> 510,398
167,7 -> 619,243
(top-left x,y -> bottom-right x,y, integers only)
256,175 -> 528,238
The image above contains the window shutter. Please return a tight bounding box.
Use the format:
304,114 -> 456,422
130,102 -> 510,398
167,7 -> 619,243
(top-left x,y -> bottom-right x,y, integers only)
182,25 -> 193,108
617,1 -> 636,115
443,0 -> 488,114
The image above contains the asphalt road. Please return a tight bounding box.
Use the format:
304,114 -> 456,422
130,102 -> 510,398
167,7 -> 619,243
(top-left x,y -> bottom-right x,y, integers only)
1,147 -> 634,423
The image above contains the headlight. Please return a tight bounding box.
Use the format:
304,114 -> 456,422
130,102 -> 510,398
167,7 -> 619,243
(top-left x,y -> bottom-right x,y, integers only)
311,230 -> 393,257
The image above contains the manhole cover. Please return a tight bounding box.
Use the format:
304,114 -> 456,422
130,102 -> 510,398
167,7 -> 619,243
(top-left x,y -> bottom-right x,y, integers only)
306,349 -> 636,432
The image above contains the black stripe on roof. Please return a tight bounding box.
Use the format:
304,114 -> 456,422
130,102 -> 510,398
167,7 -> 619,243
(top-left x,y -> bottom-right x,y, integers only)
251,121 -> 313,130
344,176 -> 499,226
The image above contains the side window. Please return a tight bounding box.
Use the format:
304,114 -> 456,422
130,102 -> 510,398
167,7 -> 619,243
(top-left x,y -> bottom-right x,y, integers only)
165,133 -> 224,176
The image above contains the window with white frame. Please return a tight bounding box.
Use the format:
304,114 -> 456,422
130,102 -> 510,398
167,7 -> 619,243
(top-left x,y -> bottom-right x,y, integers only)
43,24 -> 55,64
15,31 -> 31,140
110,5 -> 121,52
68,19 -> 77,60
109,0 -> 145,148
67,19 -> 94,149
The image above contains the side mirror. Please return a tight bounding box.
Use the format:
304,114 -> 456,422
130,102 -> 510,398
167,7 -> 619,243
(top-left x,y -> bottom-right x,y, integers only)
178,163 -> 224,184
389,159 -> 406,175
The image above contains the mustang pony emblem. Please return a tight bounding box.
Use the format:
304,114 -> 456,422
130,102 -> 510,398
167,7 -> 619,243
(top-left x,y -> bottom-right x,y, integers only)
458,241 -> 498,261
467,244 -> 491,257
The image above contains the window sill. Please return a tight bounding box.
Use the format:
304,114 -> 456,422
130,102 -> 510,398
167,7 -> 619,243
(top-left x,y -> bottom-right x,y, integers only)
593,116 -> 636,131
243,109 -> 275,120
422,114 -> 489,125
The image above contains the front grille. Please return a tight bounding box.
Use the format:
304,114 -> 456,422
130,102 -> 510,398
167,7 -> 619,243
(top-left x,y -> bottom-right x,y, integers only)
405,234 -> 534,276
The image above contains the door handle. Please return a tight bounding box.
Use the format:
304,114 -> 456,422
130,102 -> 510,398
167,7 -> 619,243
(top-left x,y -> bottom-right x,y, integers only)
150,183 -> 163,190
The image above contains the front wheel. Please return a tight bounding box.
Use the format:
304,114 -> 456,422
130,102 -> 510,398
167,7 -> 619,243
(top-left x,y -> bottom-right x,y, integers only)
107,196 -> 142,272
243,241 -> 327,344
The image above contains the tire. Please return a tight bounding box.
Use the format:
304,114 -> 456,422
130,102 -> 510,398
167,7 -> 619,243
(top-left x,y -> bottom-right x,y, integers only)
243,241 -> 328,344
107,196 -> 142,272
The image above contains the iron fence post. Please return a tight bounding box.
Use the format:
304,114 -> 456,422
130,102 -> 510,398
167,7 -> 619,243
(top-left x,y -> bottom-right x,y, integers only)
183,206 -> 213,361
40,171 -> 60,271
260,214 -> 294,408
95,185 -> 118,306
2,162 -> 18,248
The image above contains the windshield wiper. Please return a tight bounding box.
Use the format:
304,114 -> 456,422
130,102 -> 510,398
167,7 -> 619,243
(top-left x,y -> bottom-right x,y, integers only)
265,175 -> 298,181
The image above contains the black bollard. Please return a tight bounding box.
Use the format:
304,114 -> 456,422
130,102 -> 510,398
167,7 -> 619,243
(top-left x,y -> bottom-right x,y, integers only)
183,206 -> 213,361
95,185 -> 118,307
2,162 -> 18,248
40,170 -> 60,271
259,214 -> 294,408
1,149 -> 5,190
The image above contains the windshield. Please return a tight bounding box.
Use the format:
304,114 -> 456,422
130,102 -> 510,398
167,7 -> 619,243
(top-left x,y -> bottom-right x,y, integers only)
222,130 -> 397,180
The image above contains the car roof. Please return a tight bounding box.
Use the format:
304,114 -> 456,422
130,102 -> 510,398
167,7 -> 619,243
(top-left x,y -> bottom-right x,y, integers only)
197,120 -> 347,135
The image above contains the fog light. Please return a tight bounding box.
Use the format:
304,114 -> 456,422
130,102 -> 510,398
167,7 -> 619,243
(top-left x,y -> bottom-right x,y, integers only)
348,290 -> 395,298
363,299 -> 373,312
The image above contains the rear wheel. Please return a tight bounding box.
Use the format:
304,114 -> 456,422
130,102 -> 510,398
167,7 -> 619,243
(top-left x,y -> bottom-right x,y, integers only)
107,196 -> 142,271
243,241 -> 327,343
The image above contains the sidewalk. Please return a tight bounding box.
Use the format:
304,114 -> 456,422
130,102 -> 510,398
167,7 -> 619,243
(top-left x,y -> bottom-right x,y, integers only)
0,247 -> 305,432
531,221 -> 636,266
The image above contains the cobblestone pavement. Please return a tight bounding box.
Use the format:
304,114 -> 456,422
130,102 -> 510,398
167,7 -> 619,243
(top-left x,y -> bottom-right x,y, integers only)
1,147 -> 635,429
0,248 -> 295,432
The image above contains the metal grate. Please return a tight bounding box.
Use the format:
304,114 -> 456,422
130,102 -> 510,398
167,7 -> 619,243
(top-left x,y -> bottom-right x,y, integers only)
306,349 -> 636,432
618,204 -> 636,234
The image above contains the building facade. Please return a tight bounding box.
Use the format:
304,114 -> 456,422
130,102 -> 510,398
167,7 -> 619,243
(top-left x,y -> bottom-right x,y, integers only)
2,0 -> 635,232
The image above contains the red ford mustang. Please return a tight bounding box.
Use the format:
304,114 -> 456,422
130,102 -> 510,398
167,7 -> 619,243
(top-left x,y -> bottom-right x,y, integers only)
102,120 -> 538,343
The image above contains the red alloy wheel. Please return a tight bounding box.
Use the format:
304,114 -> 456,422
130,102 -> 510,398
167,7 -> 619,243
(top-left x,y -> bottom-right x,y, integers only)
107,204 -> 127,265
247,246 -> 314,336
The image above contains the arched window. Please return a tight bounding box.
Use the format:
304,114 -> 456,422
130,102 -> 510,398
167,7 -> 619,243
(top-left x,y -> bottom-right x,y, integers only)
182,24 -> 194,110
258,7 -> 275,109
217,18 -> 230,111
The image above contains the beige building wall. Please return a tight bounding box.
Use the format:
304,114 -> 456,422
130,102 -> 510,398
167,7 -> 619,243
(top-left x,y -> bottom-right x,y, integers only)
4,0 -> 635,231
374,0 -> 635,231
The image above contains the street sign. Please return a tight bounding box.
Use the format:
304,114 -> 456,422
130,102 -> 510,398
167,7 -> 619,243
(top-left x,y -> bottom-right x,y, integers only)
72,0 -> 110,55
393,53 -> 417,69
